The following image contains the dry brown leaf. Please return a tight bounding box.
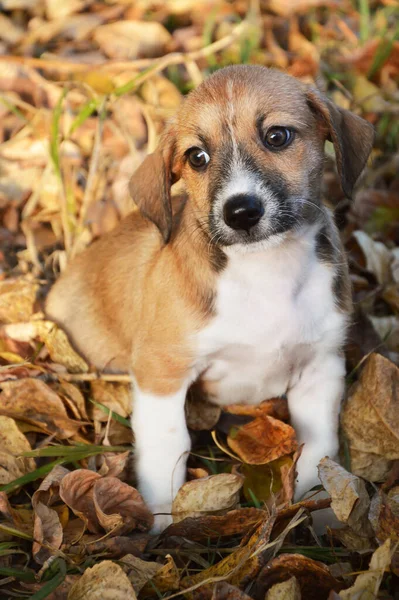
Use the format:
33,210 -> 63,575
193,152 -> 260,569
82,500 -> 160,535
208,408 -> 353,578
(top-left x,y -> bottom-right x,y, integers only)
97,450 -> 130,478
369,487 -> 399,543
331,527 -> 375,551
254,554 -> 343,600
265,577 -> 302,600
4,321 -> 88,373
186,388 -> 221,431
267,0 -> 337,18
339,539 -> 392,599
70,534 -> 150,560
163,507 -> 265,541
318,458 -> 373,537
59,470 -> 102,533
57,382 -> 88,421
0,415 -> 35,485
225,398 -> 289,421
341,353 -> 399,481
181,514 -> 275,599
92,477 -> 153,534
67,561 -> 137,600
120,554 -> 161,594
93,21 -> 171,60
352,231 -> 392,285
172,473 -> 243,523
211,582 -> 253,600
32,465 -> 69,564
227,414 -> 298,465
0,279 -> 38,324
141,553 -> 179,596
0,379 -> 84,439
90,380 -> 131,421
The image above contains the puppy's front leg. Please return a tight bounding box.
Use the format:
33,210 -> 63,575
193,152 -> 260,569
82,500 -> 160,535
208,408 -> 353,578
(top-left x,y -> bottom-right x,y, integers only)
288,353 -> 345,500
132,384 -> 190,533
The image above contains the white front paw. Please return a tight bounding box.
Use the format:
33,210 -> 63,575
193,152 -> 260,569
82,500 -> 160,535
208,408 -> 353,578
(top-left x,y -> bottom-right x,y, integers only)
150,504 -> 173,535
294,443 -> 338,501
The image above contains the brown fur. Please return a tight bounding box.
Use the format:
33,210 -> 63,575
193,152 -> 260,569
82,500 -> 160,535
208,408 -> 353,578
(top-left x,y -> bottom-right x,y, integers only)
46,66 -> 374,394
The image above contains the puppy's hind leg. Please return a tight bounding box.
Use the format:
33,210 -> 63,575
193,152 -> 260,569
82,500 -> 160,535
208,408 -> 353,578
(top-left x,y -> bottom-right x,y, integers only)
132,382 -> 191,534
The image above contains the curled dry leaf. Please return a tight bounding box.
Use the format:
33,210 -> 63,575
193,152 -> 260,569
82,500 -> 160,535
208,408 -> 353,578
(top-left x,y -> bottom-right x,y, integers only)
0,279 -> 38,324
93,21 -> 171,60
4,320 -> 88,373
227,414 -> 298,465
172,473 -> 243,523
339,539 -> 392,599
254,554 -> 343,600
163,507 -> 265,541
32,465 -> 69,564
225,398 -> 289,421
97,450 -> 130,478
122,553 -> 179,596
341,353 -> 399,481
60,470 -> 102,533
57,381 -> 88,421
317,458 -> 373,537
92,476 -> 153,534
91,380 -> 131,421
60,470 -> 153,535
0,415 -> 35,485
72,534 -> 150,560
265,577 -> 301,600
0,378 -> 84,439
120,554 -> 161,594
67,560 -> 137,600
181,514 -> 275,599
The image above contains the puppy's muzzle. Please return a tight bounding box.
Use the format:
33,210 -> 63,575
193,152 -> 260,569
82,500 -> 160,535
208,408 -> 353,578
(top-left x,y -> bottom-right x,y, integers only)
223,194 -> 265,232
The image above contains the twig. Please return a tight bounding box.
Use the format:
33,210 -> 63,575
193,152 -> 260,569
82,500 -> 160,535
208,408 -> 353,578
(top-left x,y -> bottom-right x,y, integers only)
0,21 -> 249,75
43,372 -> 133,383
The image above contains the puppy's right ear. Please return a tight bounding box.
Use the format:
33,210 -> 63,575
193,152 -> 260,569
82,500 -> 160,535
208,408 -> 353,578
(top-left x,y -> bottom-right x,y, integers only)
129,127 -> 179,244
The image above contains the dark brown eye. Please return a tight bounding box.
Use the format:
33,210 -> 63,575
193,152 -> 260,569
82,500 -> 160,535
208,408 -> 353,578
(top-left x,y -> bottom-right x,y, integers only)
263,127 -> 293,150
187,147 -> 210,171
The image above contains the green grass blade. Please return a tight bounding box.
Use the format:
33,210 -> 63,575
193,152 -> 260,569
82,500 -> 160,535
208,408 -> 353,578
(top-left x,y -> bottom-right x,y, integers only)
0,524 -> 33,541
50,88 -> 67,176
29,561 -> 67,600
89,399 -> 132,428
69,98 -> 99,135
113,66 -> 156,97
0,566 -> 36,582
0,94 -> 28,121
22,444 -> 131,458
358,0 -> 370,44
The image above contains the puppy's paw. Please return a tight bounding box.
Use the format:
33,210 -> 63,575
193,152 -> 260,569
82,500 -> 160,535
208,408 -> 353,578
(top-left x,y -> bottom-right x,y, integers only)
150,504 -> 173,535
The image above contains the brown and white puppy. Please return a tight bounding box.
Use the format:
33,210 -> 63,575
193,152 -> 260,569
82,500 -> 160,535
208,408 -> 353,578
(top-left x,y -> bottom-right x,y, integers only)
46,66 -> 374,532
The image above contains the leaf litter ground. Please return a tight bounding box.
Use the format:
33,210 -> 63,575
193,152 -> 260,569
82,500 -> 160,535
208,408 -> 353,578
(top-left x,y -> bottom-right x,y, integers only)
0,0 -> 398,598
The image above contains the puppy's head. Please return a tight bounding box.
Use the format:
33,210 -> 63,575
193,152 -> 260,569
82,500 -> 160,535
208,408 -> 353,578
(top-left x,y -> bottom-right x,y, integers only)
130,65 -> 374,247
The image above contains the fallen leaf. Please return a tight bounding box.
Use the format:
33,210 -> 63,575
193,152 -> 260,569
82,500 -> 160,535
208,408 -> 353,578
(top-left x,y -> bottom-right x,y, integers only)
211,582 -> 253,600
0,279 -> 38,324
92,476 -> 153,534
339,539 -> 392,599
318,458 -> 373,537
57,382 -> 88,421
90,381 -> 131,421
341,353 -> 399,481
369,487 -> 399,543
254,554 -> 343,600
265,577 -> 301,600
97,450 -> 130,478
93,21 -> 171,60
32,465 -> 69,564
70,534 -> 150,559
4,321 -> 88,373
0,415 -> 35,485
227,414 -> 298,465
67,560 -> 137,600
352,75 -> 387,113
331,527 -> 374,551
59,470 -> 102,533
181,514 -> 276,599
162,508 -> 265,541
369,315 -> 399,352
225,398 -> 289,421
0,379 -> 84,439
122,553 -> 179,596
267,0 -> 337,18
186,388 -> 221,431
172,473 -> 243,523
241,453 -> 298,508
352,231 -> 393,285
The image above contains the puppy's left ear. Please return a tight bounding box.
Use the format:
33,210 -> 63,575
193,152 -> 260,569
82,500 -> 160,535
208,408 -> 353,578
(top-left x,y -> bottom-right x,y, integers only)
129,126 -> 180,244
307,90 -> 375,198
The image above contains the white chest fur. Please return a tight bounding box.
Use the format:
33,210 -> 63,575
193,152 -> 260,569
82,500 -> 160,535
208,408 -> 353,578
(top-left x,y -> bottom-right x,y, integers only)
195,233 -> 346,406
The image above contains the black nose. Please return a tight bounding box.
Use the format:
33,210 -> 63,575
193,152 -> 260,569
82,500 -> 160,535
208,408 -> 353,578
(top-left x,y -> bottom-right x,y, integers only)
223,195 -> 265,231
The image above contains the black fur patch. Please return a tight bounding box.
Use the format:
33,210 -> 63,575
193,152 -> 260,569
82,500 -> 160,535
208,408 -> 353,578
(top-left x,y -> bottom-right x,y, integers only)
315,226 -> 335,263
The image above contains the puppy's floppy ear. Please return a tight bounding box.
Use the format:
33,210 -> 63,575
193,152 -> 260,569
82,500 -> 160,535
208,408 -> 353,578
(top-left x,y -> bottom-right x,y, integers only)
129,126 -> 179,244
306,90 -> 374,198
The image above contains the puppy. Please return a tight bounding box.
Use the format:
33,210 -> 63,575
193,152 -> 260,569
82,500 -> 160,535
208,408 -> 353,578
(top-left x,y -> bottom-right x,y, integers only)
46,65 -> 374,532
